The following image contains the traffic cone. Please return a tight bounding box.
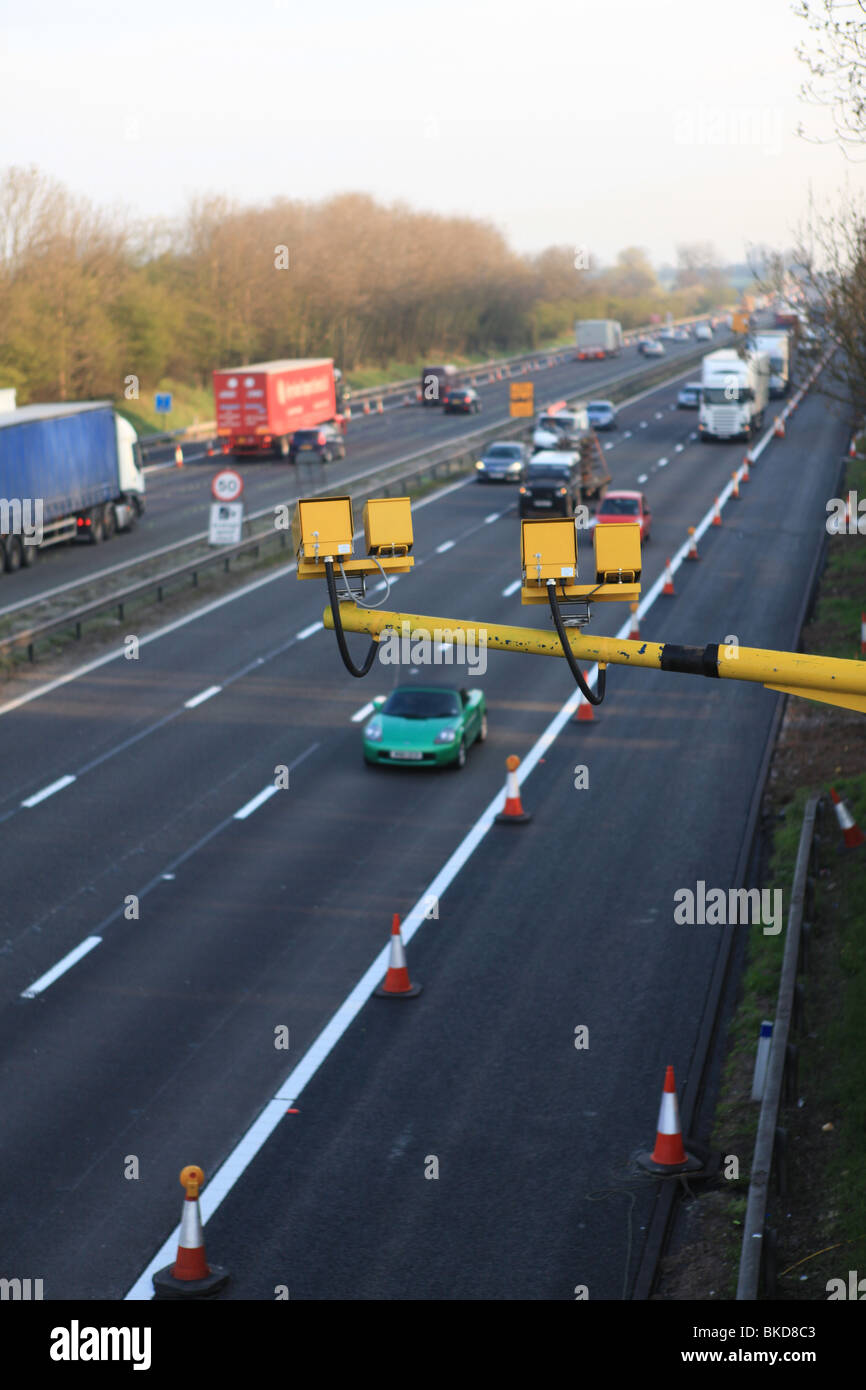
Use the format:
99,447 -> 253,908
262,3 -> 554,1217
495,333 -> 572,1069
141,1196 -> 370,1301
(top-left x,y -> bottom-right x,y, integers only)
345,406 -> 353,419
376,398 -> 384,414
174,444 -> 183,467
686,526 -> 700,560
662,558 -> 676,596
731,472 -> 740,500
495,754 -> 532,823
375,914 -> 422,997
712,497 -> 722,527
844,495 -> 852,529
861,612 -> 866,657
849,438 -> 858,458
829,788 -> 865,850
636,1066 -> 704,1175
741,458 -> 750,482
628,602 -> 640,639
574,678 -> 596,723
152,1166 -> 229,1299
774,416 -> 785,438
363,400 -> 371,415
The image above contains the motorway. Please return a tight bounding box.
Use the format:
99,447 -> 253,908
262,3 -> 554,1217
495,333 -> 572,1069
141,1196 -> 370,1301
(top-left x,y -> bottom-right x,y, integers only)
0,333 -> 720,609
0,360 -> 844,1300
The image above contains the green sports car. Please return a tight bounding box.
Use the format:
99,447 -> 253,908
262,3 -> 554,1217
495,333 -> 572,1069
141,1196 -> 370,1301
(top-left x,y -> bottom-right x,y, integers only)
363,684 -> 488,769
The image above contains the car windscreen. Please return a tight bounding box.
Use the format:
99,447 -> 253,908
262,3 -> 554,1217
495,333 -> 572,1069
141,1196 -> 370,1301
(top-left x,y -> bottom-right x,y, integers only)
526,465 -> 571,481
383,690 -> 460,719
486,445 -> 522,459
599,497 -> 639,516
588,402 -> 611,411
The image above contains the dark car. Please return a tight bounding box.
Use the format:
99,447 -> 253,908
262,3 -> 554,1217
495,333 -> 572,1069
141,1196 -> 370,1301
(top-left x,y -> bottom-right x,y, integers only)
443,386 -> 481,415
518,451 -> 581,517
475,440 -> 529,482
288,423 -> 346,464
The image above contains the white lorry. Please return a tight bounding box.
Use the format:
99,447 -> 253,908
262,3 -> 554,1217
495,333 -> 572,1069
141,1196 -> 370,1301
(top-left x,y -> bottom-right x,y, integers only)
752,331 -> 790,398
575,320 -> 623,360
698,349 -> 770,442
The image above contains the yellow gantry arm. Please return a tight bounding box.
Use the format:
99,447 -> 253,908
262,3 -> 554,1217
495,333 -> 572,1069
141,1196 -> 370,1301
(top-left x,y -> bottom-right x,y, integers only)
322,604 -> 866,715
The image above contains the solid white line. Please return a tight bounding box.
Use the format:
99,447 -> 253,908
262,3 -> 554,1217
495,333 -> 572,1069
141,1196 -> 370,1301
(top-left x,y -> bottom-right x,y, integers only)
502,579 -> 522,597
183,685 -> 222,709
21,936 -> 102,998
21,774 -> 76,808
351,702 -> 375,723
296,621 -> 323,640
435,540 -> 455,553
484,512 -> 501,524
234,784 -> 280,820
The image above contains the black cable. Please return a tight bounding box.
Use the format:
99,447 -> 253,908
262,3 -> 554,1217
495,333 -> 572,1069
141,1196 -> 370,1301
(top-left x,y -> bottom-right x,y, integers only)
547,582 -> 606,705
324,560 -> 379,678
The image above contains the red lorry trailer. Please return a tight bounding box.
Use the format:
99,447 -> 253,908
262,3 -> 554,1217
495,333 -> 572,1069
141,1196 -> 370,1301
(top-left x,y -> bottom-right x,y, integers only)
214,359 -> 345,458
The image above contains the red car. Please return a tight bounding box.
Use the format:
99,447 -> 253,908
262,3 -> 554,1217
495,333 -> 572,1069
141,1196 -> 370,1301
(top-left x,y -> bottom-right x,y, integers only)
591,490 -> 652,543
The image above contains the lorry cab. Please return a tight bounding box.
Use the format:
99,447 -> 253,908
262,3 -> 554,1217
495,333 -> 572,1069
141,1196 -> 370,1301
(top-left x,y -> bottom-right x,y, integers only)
699,350 -> 769,441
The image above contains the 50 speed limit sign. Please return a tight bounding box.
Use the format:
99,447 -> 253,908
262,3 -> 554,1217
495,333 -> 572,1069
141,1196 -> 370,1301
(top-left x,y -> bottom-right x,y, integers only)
211,468 -> 244,503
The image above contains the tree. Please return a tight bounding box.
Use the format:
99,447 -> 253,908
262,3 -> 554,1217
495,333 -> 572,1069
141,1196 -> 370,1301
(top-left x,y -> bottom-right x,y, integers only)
795,0 -> 866,154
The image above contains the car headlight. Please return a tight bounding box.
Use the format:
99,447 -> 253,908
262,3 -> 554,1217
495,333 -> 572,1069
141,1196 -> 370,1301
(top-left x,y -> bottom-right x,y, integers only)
434,729 -> 457,744
364,722 -> 383,742
508,461 -> 522,471
476,461 -> 486,470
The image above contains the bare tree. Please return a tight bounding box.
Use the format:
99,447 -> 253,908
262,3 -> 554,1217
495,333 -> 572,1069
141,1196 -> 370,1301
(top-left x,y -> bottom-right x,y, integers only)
795,0 -> 866,154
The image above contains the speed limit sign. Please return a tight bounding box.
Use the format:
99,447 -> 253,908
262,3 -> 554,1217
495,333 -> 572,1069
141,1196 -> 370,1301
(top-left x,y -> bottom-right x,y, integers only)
211,468 -> 244,503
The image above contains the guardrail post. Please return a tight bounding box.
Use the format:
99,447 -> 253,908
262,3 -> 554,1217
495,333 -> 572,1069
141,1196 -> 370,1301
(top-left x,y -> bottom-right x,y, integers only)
773,1127 -> 788,1198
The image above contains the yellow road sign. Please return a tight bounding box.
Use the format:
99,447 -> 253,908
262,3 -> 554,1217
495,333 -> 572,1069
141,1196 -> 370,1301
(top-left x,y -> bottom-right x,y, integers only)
510,381 -> 534,417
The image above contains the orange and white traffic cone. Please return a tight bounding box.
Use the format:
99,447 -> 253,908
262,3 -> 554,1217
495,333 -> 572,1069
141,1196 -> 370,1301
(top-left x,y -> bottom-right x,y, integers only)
376,398 -> 384,414
495,754 -> 532,823
375,914 -> 422,997
774,416 -> 785,438
628,603 -> 640,639
731,472 -> 741,500
741,458 -> 750,483
686,526 -> 700,561
662,558 -> 676,596
174,444 -> 183,468
712,497 -> 722,527
861,612 -> 866,657
574,676 -> 597,723
363,400 -> 371,415
829,788 -> 865,850
637,1066 -> 703,1175
849,438 -> 857,458
152,1166 -> 229,1299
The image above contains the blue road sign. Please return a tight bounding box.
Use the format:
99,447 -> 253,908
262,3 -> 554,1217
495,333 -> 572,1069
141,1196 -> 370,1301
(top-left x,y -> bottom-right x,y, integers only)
155,393 -> 172,414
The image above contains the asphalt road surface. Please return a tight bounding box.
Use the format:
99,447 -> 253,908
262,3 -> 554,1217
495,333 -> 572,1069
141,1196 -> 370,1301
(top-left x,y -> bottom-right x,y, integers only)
0,365 -> 846,1299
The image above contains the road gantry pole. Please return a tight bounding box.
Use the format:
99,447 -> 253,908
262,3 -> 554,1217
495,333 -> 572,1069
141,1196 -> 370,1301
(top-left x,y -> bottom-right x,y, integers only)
322,604 -> 866,716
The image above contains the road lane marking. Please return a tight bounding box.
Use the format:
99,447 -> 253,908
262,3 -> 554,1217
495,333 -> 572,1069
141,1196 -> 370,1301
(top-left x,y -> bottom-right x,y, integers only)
21,936 -> 102,998
184,685 -> 222,709
351,702 -> 375,723
484,512 -> 501,524
624,430 -> 633,438
21,774 -> 76,808
655,411 -> 664,420
637,473 -> 649,483
658,457 -> 669,467
296,621 -> 323,640
436,540 -> 455,553
639,421 -> 648,428
234,784 -> 281,820
502,579 -> 521,597
674,443 -> 684,452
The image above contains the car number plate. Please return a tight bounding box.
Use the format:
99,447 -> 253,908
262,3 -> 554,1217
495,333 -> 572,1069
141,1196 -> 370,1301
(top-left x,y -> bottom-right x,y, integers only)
390,750 -> 423,760
534,499 -> 553,507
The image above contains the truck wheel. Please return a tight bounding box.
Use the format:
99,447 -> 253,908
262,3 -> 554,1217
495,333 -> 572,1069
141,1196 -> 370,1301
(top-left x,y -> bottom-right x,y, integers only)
89,512 -> 105,544
102,503 -> 117,540
3,535 -> 23,572
21,543 -> 39,566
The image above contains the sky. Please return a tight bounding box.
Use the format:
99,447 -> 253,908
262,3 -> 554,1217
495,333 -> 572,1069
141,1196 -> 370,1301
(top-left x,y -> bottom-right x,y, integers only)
3,0 -> 865,266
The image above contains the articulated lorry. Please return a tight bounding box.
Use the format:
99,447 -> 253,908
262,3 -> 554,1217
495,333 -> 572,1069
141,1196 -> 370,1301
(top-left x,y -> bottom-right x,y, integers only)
0,401 -> 144,569
575,320 -> 623,360
214,359 -> 347,458
699,349 -> 770,442
752,331 -> 790,397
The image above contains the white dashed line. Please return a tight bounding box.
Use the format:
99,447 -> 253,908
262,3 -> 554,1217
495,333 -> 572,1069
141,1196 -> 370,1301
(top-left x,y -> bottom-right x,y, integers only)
639,421 -> 648,428
502,579 -> 522,597
234,785 -> 281,820
436,540 -> 455,553
654,411 -> 664,420
658,457 -> 669,468
624,430 -> 633,439
484,512 -> 501,524
351,702 -> 375,723
21,936 -> 102,999
296,621 -> 323,640
184,685 -> 222,709
674,443 -> 684,453
637,473 -> 649,484
21,774 -> 76,808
